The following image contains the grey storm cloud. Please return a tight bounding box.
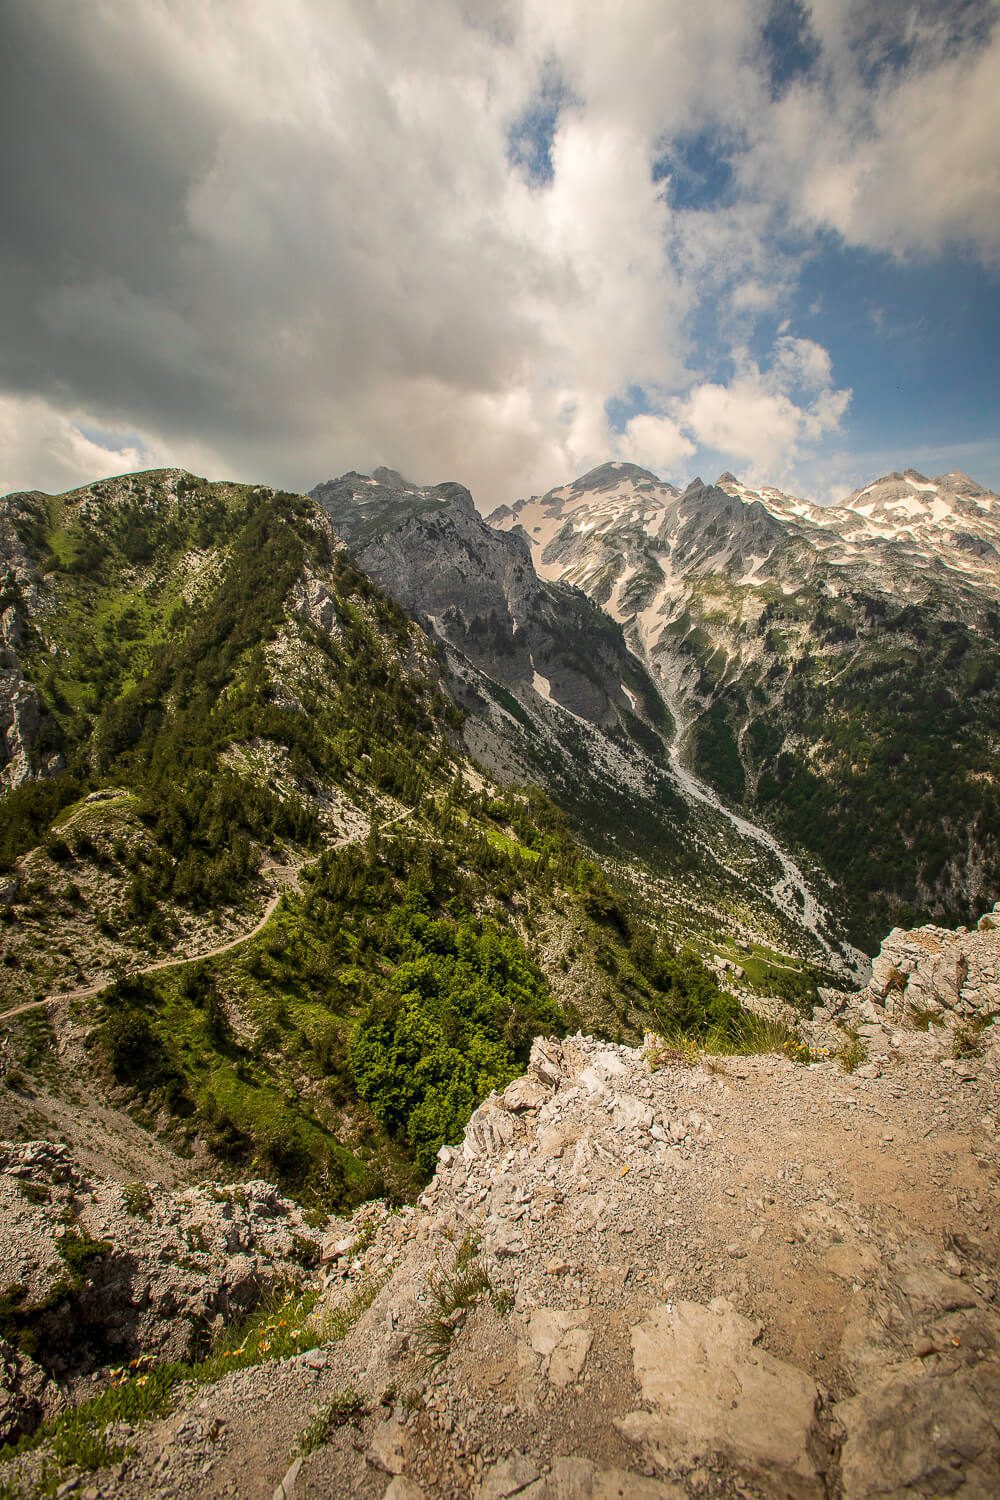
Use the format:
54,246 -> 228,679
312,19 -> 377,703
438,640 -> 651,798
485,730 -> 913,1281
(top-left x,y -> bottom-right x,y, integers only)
1,0 -> 997,505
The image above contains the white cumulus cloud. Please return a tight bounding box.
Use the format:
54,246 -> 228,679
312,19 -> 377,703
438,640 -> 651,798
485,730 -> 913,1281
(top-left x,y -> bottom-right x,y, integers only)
674,339 -> 852,480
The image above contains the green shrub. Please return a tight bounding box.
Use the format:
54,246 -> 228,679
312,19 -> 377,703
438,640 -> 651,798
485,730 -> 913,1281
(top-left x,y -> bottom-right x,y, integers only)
349,911 -> 564,1173
56,1228 -> 112,1278
293,1389 -> 367,1457
122,1183 -> 153,1218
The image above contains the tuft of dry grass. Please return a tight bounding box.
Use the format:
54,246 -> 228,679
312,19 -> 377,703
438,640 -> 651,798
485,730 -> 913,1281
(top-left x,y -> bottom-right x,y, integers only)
645,1009 -> 825,1071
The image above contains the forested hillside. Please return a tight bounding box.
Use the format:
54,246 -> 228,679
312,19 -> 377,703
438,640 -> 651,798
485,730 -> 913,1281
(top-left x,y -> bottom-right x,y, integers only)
0,471 -> 740,1208
690,581 -> 1000,945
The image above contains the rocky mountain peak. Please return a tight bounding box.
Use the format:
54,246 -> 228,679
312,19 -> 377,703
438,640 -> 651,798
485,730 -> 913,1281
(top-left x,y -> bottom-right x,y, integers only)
369,465 -> 412,490
427,479 -> 478,516
936,469 -> 993,500
310,462 -> 674,798
569,460 -> 664,493
309,469 -> 474,552
837,468 -> 1000,538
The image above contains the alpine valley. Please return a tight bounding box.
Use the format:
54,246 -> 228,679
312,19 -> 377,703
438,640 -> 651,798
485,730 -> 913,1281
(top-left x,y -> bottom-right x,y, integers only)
1,461 -> 999,1499
491,462 -> 1000,949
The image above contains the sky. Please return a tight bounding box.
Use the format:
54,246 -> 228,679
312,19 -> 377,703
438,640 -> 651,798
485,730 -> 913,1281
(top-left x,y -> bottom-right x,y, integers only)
1,0 -> 998,509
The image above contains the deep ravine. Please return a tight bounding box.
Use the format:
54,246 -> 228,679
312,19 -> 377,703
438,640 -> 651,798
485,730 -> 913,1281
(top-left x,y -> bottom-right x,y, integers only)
655,670 -> 869,981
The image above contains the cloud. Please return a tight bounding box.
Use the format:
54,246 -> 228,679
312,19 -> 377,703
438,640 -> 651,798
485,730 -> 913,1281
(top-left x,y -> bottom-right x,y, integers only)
674,338 -> 851,479
745,5 -> 1000,263
616,413 -> 696,476
0,393 -> 192,499
0,0 -> 993,508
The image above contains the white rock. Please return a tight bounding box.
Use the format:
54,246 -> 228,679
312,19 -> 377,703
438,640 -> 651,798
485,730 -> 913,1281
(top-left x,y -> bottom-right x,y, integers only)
368,1416 -> 407,1475
612,1096 -> 654,1132
476,1452 -> 541,1498
383,1480 -> 427,1500
521,1458 -> 685,1498
617,1300 -> 827,1498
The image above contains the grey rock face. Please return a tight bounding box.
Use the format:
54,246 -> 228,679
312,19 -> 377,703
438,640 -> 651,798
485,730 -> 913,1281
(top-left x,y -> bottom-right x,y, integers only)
0,1337 -> 54,1446
0,1140 -> 326,1433
311,468 -> 658,733
310,469 -> 712,884
810,902 -> 1000,1055
0,495 -> 53,790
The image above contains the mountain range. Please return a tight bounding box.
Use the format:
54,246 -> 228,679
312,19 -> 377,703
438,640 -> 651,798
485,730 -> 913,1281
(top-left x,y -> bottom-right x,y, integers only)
1,457 -> 999,1212
1,455 -> 999,1495
490,462 -> 1000,946
0,467 -> 755,1215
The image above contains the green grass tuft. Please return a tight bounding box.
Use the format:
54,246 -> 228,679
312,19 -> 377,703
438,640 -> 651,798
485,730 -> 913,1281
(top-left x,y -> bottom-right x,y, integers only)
293,1389 -> 367,1458
952,1018 -> 991,1060
645,1007 -> 817,1068
414,1235 -> 492,1367
837,1032 -> 867,1073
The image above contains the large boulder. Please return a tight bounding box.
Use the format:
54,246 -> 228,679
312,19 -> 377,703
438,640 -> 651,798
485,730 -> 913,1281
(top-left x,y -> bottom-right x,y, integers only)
617,1299 -> 834,1499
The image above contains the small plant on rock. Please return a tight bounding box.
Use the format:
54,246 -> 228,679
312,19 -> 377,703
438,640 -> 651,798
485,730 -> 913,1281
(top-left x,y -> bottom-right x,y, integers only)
952,1019 -> 990,1060
16,1181 -> 51,1206
644,1032 -> 699,1070
907,1005 -> 945,1032
415,1234 -> 492,1366
290,1233 -> 321,1269
837,1032 -> 867,1073
293,1388 -> 367,1457
183,1222 -> 211,1253
56,1227 -> 112,1278
122,1182 -> 153,1218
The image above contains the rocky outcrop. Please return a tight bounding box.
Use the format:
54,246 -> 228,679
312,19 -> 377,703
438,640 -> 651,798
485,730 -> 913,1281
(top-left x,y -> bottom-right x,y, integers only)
0,1337 -> 54,1448
28,982 -> 985,1499
0,495 -> 52,790
810,902 -> 1000,1069
1,915 -> 998,1497
0,1142 -> 324,1440
0,668 -> 48,789
868,909 -> 1000,1023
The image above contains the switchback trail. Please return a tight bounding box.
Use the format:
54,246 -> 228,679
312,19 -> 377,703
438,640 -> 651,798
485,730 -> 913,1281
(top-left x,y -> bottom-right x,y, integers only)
0,805 -> 414,1026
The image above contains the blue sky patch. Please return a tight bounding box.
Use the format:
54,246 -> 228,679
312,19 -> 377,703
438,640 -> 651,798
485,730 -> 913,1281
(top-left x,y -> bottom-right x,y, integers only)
507,69 -> 570,186
654,129 -> 739,211
761,0 -> 820,97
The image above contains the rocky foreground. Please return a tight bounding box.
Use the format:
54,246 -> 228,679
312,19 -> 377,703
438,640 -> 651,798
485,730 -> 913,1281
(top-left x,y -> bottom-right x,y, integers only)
1,917 -> 999,1499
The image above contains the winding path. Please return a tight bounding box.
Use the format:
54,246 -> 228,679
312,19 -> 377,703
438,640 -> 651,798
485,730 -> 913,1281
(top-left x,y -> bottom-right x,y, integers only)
0,806 -> 414,1027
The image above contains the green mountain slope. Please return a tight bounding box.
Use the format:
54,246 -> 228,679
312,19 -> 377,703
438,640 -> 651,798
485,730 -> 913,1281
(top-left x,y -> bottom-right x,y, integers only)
0,470 -> 742,1209
684,578 -> 1000,947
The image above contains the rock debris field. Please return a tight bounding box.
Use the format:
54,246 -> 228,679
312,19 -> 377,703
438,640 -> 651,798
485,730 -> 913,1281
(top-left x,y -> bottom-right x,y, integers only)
1,914 -> 999,1498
